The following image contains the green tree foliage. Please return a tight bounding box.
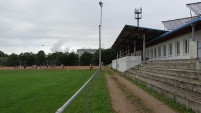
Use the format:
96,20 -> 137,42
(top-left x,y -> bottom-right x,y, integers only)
66,52 -> 79,66
92,50 -> 99,66
102,49 -> 116,65
0,51 -> 8,66
47,53 -> 56,66
0,51 -> 7,57
8,53 -> 19,66
36,50 -> 45,65
92,49 -> 116,66
80,52 -> 93,66
20,52 -> 37,66
1,48 -> 116,66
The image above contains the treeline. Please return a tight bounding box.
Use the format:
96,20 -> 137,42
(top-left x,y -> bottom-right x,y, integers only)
0,49 -> 116,66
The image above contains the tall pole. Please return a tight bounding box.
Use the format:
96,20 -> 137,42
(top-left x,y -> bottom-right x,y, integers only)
135,8 -> 142,27
99,1 -> 103,70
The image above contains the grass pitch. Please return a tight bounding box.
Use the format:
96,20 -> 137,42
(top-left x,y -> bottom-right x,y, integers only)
0,69 -> 111,113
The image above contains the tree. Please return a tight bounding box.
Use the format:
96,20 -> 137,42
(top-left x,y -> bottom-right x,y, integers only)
102,49 -> 117,65
36,50 -> 45,65
66,52 -> 79,66
80,52 -> 93,66
92,50 -> 99,66
0,51 -> 7,57
92,49 -> 116,66
8,53 -> 19,66
0,51 -> 8,66
20,52 -> 37,66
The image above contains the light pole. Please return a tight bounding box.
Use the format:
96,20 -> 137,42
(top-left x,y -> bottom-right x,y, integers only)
99,1 -> 103,70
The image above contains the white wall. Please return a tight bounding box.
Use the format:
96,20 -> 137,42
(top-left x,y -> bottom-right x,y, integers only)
146,32 -> 199,61
195,30 -> 201,41
112,56 -> 141,72
112,60 -> 117,70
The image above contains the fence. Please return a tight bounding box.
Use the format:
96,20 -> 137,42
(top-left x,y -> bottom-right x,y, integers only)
55,68 -> 100,113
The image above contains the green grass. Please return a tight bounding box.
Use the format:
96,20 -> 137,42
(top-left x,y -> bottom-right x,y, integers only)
0,69 -> 104,113
64,69 -> 113,113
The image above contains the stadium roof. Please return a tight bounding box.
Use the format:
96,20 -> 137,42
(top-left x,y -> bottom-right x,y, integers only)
162,16 -> 197,30
112,17 -> 201,51
147,17 -> 201,46
111,25 -> 167,50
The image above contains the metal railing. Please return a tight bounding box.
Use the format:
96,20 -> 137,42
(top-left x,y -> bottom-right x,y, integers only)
55,69 -> 100,113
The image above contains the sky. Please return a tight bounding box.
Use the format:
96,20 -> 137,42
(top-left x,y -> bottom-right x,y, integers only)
0,0 -> 200,55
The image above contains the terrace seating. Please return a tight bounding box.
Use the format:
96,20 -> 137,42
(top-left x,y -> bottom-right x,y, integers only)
124,59 -> 201,113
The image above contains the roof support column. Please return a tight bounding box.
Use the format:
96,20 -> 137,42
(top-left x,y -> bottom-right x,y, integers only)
128,44 -> 130,55
134,40 -> 136,55
119,50 -> 122,58
143,34 -> 146,62
192,24 -> 195,41
125,47 -> 127,55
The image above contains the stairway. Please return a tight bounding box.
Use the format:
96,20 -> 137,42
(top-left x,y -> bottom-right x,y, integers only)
124,59 -> 201,113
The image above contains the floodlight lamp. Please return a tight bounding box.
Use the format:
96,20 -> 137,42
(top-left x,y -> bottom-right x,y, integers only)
99,1 -> 103,7
134,7 -> 142,19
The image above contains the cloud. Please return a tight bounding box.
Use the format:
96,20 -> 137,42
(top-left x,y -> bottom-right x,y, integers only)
50,40 -> 68,53
0,0 -> 200,55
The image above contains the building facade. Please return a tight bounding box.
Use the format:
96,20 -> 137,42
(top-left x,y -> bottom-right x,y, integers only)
112,17 -> 201,72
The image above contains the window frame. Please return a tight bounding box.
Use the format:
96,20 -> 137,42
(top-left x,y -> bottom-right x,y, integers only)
168,43 -> 172,56
183,38 -> 189,55
158,46 -> 161,58
175,41 -> 180,56
163,45 -> 166,57
154,47 -> 157,58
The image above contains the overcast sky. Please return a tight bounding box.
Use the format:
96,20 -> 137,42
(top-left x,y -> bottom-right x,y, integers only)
0,0 -> 200,55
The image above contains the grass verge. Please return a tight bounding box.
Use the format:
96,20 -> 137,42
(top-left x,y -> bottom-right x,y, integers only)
64,69 -> 113,113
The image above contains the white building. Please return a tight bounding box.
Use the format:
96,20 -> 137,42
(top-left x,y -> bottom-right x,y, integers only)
112,16 -> 201,72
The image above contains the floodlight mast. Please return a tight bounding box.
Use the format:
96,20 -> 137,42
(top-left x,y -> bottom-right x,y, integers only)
99,1 -> 103,70
135,7 -> 142,26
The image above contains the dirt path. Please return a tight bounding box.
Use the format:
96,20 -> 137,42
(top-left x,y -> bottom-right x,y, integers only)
105,69 -> 177,113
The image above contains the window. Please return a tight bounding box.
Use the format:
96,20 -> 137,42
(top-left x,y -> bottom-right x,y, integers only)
158,46 -> 161,58
168,43 -> 172,56
183,38 -> 189,54
154,47 -> 157,58
150,48 -> 153,59
146,49 -> 149,58
163,45 -> 166,57
175,41 -> 180,55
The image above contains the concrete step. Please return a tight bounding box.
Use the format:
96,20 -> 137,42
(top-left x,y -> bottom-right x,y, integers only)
139,67 -> 201,80
124,71 -> 201,113
142,62 -> 195,70
145,59 -> 197,64
128,69 -> 201,94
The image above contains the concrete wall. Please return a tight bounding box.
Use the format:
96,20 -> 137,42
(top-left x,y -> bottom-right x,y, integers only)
112,56 -> 141,72
195,29 -> 201,41
112,60 -> 117,69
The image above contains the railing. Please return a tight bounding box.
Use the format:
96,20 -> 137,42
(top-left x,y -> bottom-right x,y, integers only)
55,68 -> 100,113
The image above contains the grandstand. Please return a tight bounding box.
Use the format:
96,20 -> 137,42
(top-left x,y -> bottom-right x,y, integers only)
111,2 -> 201,113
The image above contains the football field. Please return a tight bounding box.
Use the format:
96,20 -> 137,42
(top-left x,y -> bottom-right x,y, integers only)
0,69 -> 112,113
